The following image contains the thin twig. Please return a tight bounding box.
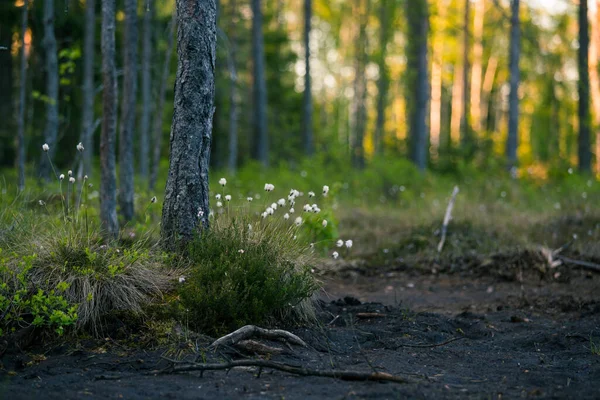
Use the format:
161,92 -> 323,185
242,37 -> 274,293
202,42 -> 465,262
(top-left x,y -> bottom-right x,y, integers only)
438,186 -> 459,253
395,336 -> 465,349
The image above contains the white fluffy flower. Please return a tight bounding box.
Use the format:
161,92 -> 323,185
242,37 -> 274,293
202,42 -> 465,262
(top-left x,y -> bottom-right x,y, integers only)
68,170 -> 73,177
332,251 -> 339,260
69,177 -> 76,184
151,196 -> 157,203
271,202 -> 278,210
277,198 -> 286,206
247,197 -> 253,202
59,174 -> 65,180
336,239 -> 343,247
323,185 -> 329,196
266,207 -> 274,215
216,201 -> 223,208
219,177 -> 227,186
38,200 -> 46,206
303,204 -> 311,212
83,175 -> 88,180
308,191 -> 315,198
42,143 -> 49,152
178,276 -> 186,283
284,213 -> 290,220
289,207 -> 295,214
76,142 -> 84,152
294,217 -> 303,226
225,195 -> 232,201
264,183 -> 275,191
322,220 -> 328,227
345,240 -> 353,249
261,212 -> 268,218
238,249 -> 245,254
215,194 -> 221,200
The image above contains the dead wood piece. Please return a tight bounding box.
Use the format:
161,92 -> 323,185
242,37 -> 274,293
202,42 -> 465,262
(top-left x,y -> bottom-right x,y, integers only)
356,313 -> 387,319
235,340 -> 283,355
557,256 -> 600,273
437,186 -> 459,253
209,325 -> 307,350
157,358 -> 413,384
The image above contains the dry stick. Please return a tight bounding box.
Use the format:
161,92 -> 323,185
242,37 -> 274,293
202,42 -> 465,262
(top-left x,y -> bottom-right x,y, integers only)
157,358 -> 414,384
556,256 -> 600,273
209,325 -> 307,349
437,186 -> 460,253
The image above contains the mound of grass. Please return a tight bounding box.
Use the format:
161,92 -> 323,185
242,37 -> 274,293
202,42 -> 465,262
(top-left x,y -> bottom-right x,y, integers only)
177,218 -> 319,335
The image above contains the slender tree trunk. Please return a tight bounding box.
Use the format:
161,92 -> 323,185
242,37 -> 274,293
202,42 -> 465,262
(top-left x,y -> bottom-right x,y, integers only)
470,0 -> 484,133
406,0 -> 429,171
140,0 -> 153,180
118,0 -> 138,221
591,0 -> 600,174
302,0 -> 314,156
450,61 -> 464,145
251,0 -> 268,166
506,0 -> 520,168
149,11 -> 176,192
374,0 -> 391,156
429,0 -> 448,157
161,0 -> 217,249
39,0 -> 59,181
101,0 -> 119,238
459,0 -> 471,147
77,0 -> 96,183
17,1 -> 29,191
227,0 -> 239,173
351,0 -> 368,169
480,55 -> 498,134
579,0 -> 591,172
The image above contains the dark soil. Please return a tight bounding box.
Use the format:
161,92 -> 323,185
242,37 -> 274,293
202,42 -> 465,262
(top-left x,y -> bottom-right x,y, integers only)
2,260 -> 600,399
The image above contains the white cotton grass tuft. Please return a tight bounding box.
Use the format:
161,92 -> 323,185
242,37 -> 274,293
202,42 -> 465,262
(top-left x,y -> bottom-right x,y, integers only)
179,276 -> 186,283
76,142 -> 84,152
308,191 -> 315,198
83,175 -> 88,180
150,196 -> 157,203
225,195 -> 232,201
332,251 -> 339,260
219,177 -> 227,186
336,239 -> 343,247
271,202 -> 278,210
69,177 -> 76,184
284,213 -> 290,220
59,174 -> 65,180
294,217 -> 303,226
261,212 -> 268,218
42,143 -> 50,152
322,185 -> 329,196
216,201 -> 223,208
277,198 -> 286,206
345,240 -> 353,249
322,220 -> 328,227
264,183 -> 275,191
289,207 -> 295,214
247,197 -> 253,202
215,194 -> 221,200
303,204 -> 311,212
266,207 -> 274,215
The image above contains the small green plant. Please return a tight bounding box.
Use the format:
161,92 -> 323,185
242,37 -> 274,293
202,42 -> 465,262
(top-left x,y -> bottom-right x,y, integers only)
591,336 -> 600,356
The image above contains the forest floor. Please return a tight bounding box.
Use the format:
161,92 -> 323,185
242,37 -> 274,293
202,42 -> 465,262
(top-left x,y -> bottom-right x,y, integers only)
1,247 -> 599,399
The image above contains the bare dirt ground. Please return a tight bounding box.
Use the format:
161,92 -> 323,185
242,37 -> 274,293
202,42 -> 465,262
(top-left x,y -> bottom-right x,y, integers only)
1,258 -> 599,399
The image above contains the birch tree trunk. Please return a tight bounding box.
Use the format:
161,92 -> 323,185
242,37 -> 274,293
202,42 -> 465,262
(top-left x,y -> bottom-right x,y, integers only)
579,0 -> 591,172
39,0 -> 59,181
17,0 -> 29,191
161,0 -> 217,249
470,0 -> 484,134
77,0 -> 96,182
119,0 -> 138,221
101,0 -> 119,238
406,0 -> 429,171
506,0 -> 520,168
251,0 -> 268,166
149,11 -> 176,191
140,0 -> 153,180
302,0 -> 314,156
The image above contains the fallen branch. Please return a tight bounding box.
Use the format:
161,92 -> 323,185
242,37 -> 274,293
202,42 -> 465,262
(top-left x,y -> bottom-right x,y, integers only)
209,325 -> 307,350
235,340 -> 283,355
157,358 -> 413,383
556,256 -> 600,273
437,186 -> 459,253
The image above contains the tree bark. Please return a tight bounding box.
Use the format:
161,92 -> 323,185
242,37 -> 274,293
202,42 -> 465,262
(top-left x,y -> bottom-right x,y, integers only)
302,0 -> 314,156
591,1 -> 600,174
119,0 -> 138,221
77,0 -> 96,182
374,0 -> 391,156
101,0 -> 119,238
161,0 -> 216,249
17,0 -> 29,191
506,0 -> 520,168
579,0 -> 591,172
459,0 -> 471,147
140,0 -> 153,180
251,0 -> 268,166
470,0 -> 484,134
429,0 -> 447,157
39,0 -> 59,181
149,10 -> 176,191
406,0 -> 429,171
227,0 -> 239,173
351,0 -> 368,169
480,55 -> 498,134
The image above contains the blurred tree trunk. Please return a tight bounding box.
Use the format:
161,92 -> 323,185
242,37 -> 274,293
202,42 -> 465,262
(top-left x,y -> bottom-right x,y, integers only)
459,0 -> 471,148
17,0 -> 29,191
140,0 -> 153,180
450,62 -> 464,145
351,0 -> 368,169
100,0 -> 119,238
429,0 -> 448,158
251,0 -> 268,166
0,4 -> 14,164
149,10 -> 176,191
480,55 -> 498,134
578,0 -> 591,172
227,0 -> 239,173
406,0 -> 429,171
470,0 -> 484,134
161,0 -> 217,249
374,0 -> 391,156
506,0 -> 520,168
590,0 -> 600,175
77,0 -> 96,182
39,0 -> 59,181
119,0 -> 138,221
302,0 -> 314,156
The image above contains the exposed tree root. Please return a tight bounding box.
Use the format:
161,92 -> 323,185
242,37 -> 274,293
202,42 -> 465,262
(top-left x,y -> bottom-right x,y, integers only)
209,325 -> 307,350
